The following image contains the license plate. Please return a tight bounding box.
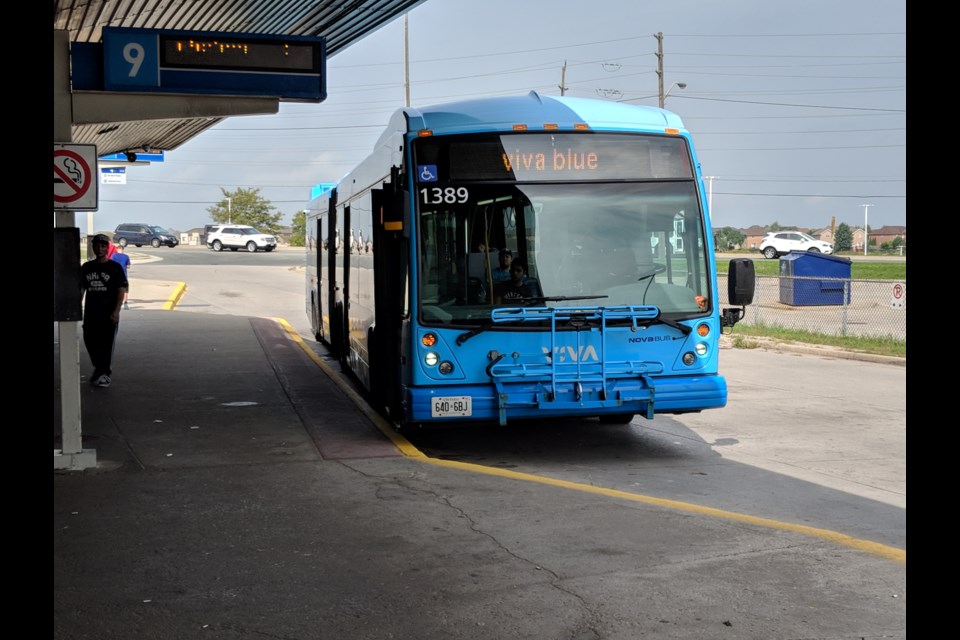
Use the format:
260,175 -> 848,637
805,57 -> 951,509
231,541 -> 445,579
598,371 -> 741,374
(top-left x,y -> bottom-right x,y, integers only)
431,396 -> 472,418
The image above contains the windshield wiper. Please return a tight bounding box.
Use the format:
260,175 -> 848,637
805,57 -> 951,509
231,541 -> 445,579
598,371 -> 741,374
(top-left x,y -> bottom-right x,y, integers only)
645,315 -> 692,336
456,297 -> 609,345
522,295 -> 609,303
456,321 -> 502,346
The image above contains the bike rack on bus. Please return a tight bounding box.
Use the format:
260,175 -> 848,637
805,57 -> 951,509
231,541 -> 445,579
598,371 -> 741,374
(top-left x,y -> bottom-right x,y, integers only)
485,306 -> 666,425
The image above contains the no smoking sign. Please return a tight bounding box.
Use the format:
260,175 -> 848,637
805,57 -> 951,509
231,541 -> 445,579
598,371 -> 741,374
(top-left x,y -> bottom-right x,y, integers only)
54,144 -> 99,211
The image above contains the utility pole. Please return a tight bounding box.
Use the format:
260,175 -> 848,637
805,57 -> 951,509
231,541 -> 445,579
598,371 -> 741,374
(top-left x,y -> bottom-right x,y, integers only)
403,14 -> 410,107
655,32 -> 664,108
861,203 -> 873,256
559,60 -> 567,96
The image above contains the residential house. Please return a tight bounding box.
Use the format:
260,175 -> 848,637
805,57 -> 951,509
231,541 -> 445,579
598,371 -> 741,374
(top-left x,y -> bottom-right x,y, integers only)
870,225 -> 906,247
739,225 -> 767,251
810,227 -> 834,245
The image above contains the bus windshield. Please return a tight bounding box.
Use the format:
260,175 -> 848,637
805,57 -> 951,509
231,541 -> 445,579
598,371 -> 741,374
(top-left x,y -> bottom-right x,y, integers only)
416,179 -> 710,325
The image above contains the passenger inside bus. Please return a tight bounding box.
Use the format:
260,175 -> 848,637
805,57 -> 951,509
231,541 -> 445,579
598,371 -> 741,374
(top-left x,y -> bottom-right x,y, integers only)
491,249 -> 513,282
494,260 -> 541,304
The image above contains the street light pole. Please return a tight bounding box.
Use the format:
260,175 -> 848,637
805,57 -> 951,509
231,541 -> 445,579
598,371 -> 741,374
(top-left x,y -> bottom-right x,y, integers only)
227,197 -> 232,224
861,203 -> 873,256
660,82 -> 686,108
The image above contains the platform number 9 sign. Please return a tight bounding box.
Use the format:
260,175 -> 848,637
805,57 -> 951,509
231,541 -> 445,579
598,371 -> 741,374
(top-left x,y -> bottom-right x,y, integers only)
103,29 -> 160,89
123,42 -> 145,78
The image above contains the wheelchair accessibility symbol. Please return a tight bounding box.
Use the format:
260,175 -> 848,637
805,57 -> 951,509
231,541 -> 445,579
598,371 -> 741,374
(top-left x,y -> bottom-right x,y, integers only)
418,165 -> 438,182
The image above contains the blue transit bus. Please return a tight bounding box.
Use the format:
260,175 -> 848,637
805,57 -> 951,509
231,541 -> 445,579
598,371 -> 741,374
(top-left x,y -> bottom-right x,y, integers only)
306,91 -> 754,427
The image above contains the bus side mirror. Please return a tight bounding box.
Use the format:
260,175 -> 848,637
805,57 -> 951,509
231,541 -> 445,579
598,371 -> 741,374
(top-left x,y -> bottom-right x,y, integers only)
722,258 -> 755,329
727,258 -> 755,306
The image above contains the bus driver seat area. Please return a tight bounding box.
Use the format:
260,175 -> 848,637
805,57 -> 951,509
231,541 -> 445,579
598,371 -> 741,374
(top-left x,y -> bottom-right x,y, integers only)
634,238 -> 657,279
604,247 -> 639,286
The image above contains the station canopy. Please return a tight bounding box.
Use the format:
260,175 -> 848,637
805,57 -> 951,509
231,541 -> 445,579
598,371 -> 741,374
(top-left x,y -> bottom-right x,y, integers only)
54,0 -> 425,157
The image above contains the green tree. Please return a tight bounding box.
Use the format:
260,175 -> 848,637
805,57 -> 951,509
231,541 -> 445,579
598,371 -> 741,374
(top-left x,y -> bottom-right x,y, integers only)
834,223 -> 853,252
288,210 -> 307,247
207,187 -> 283,234
766,221 -> 798,232
715,226 -> 746,251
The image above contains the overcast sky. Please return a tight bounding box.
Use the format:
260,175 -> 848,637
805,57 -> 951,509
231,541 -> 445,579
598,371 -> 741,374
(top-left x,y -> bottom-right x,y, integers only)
90,0 -> 906,235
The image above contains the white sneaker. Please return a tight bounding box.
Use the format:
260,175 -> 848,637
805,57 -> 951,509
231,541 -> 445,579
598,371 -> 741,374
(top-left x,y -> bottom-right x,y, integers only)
95,374 -> 111,388
123,302 -> 130,310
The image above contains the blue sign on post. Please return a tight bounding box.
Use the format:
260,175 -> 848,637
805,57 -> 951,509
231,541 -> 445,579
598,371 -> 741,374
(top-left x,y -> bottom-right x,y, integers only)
72,27 -> 326,102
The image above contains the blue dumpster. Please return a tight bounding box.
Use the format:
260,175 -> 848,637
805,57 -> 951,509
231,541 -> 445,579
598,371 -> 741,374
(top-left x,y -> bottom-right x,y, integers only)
778,252 -> 852,305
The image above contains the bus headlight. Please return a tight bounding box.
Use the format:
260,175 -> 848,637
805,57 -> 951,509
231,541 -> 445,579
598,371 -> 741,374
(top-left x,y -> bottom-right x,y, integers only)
695,342 -> 708,356
682,352 -> 696,365
424,352 -> 439,367
438,361 -> 454,374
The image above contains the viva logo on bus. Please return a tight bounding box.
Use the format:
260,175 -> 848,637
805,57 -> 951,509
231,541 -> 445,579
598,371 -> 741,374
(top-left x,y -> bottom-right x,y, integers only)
502,148 -> 599,173
543,345 -> 600,363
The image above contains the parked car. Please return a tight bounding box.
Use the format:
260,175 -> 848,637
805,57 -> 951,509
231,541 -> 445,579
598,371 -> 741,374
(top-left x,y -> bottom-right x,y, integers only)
758,231 -> 833,259
113,223 -> 179,248
206,224 -> 277,252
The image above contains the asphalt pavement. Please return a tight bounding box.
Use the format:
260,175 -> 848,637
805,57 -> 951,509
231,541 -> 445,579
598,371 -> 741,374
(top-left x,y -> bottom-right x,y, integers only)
53,271 -> 906,639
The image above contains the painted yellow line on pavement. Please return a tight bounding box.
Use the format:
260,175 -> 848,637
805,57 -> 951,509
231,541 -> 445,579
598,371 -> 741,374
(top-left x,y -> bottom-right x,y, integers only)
422,457 -> 905,563
275,318 -> 425,457
277,317 -> 904,564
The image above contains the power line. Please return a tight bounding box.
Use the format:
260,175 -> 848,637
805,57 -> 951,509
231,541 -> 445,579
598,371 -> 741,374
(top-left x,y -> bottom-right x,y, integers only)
624,94 -> 904,112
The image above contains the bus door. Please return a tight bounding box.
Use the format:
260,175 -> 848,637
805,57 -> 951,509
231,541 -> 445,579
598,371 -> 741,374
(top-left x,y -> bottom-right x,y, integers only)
369,180 -> 407,418
326,191 -> 343,359
339,204 -> 352,366
312,211 -> 324,342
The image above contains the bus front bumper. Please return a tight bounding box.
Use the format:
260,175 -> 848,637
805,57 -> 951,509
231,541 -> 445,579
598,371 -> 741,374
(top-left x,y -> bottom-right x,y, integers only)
406,374 -> 727,425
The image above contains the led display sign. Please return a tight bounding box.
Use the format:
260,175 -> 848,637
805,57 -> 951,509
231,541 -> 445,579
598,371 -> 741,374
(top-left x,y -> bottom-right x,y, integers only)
414,133 -> 693,182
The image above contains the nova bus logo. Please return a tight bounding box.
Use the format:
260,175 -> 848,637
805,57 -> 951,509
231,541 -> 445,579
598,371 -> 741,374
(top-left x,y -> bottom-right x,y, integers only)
542,345 -> 600,363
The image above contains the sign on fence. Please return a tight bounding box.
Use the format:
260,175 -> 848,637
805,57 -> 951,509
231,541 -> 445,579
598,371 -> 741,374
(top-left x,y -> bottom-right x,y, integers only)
890,282 -> 905,310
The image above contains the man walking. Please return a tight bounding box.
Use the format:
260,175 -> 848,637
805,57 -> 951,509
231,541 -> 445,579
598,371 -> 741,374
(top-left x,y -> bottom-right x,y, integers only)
81,234 -> 128,388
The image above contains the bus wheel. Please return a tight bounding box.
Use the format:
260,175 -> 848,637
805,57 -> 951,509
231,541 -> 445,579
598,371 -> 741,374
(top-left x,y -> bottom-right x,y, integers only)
598,413 -> 634,424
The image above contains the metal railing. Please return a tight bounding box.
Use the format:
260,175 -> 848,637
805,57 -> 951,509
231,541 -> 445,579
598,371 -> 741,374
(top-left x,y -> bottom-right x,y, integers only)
717,274 -> 906,342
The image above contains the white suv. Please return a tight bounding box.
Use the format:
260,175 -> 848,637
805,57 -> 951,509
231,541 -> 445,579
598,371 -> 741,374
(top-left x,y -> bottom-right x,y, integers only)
759,231 -> 833,259
206,225 -> 277,253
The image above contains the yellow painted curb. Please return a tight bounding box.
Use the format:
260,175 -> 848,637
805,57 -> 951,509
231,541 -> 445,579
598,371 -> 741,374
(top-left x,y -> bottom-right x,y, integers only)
163,282 -> 187,310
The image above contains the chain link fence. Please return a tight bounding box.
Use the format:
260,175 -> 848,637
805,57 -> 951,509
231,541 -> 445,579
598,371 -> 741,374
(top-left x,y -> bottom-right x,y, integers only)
717,274 -> 906,342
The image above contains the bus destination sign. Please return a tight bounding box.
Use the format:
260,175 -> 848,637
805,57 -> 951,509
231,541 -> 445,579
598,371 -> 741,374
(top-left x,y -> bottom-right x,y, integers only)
415,133 -> 693,183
